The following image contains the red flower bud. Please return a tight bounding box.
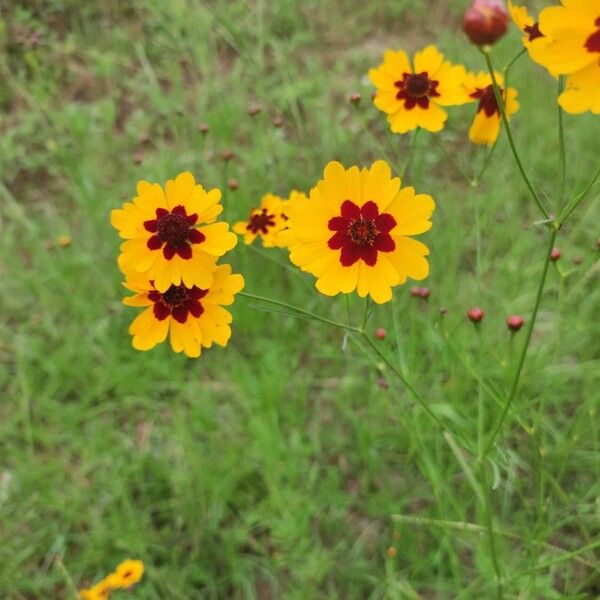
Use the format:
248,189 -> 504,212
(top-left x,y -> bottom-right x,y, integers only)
506,314 -> 524,332
197,122 -> 210,134
227,179 -> 239,191
221,150 -> 235,161
349,92 -> 362,105
247,103 -> 262,117
410,286 -> 420,297
467,306 -> 485,323
375,327 -> 386,340
272,114 -> 284,128
462,0 -> 509,45
550,247 -> 561,261
418,287 -> 430,300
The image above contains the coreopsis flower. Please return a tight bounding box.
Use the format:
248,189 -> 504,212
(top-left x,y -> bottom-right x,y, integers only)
123,264 -> 244,358
507,1 -> 545,49
368,45 -> 469,134
79,580 -> 111,600
111,172 -> 237,292
233,193 -> 289,247
528,0 -> 600,114
464,71 -> 519,145
105,560 -> 144,589
286,160 -> 435,304
463,0 -> 510,45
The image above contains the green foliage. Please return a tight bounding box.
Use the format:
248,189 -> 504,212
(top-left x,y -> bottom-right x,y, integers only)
0,1 -> 598,598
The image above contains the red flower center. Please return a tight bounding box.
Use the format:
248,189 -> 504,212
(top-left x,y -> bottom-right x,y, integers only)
584,16 -> 600,53
144,205 -> 205,260
394,72 -> 440,110
148,283 -> 208,323
247,208 -> 276,234
524,21 -> 543,42
470,84 -> 502,117
328,200 -> 396,267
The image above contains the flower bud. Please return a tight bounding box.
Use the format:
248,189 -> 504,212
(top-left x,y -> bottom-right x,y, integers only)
506,314 -> 524,332
221,149 -> 235,161
375,327 -> 386,340
247,103 -> 262,117
197,122 -> 210,134
550,247 -> 561,261
439,307 -> 448,317
349,92 -> 362,105
572,255 -> 583,266
272,114 -> 284,128
418,287 -> 430,300
227,179 -> 239,191
410,286 -> 420,297
462,0 -> 509,46
467,306 -> 485,323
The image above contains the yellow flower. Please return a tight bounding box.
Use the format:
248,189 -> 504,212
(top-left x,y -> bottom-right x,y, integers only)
369,45 -> 469,134
528,0 -> 600,114
233,193 -> 289,247
105,559 -> 144,589
464,72 -> 519,145
57,234 -> 72,247
111,172 -> 237,292
123,264 -> 244,358
79,579 -> 112,600
286,160 -> 435,304
507,1 -> 547,51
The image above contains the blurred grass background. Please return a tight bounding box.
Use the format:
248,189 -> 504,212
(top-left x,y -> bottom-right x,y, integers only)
0,0 -> 599,598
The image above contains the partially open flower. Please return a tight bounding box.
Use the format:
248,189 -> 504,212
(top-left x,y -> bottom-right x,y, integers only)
506,314 -> 524,332
463,0 -> 509,46
233,193 -> 290,248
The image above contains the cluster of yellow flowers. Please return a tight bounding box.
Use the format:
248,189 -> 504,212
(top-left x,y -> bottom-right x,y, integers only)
369,44 -> 519,145
79,560 -> 144,599
511,0 -> 600,114
111,0 -> 598,359
111,172 -> 245,358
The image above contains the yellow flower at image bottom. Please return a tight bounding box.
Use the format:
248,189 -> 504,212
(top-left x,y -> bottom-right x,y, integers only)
111,172 -> 237,292
464,72 -> 519,145
369,44 -> 469,134
123,264 -> 245,358
286,160 -> 435,304
233,192 -> 290,247
79,559 -> 144,599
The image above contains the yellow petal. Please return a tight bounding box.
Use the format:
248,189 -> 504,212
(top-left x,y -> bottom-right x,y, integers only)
165,172 -> 196,209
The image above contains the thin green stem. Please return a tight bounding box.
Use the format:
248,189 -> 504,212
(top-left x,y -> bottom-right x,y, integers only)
484,228 -> 558,453
476,329 -> 485,459
239,291 -> 361,333
430,133 -> 472,184
401,127 -> 421,180
480,464 -> 504,600
361,297 -> 370,330
481,48 -> 549,220
557,76 -> 566,207
555,162 -> 600,227
504,47 -> 526,80
474,140 -> 499,185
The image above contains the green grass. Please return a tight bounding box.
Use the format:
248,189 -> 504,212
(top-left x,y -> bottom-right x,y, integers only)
1,1 -> 599,598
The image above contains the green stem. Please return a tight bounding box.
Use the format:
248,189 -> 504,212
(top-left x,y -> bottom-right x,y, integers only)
480,464 -> 504,600
481,48 -> 549,220
361,296 -> 371,330
484,228 -> 558,453
239,291 -> 361,333
555,162 -> 600,227
557,76 -> 566,207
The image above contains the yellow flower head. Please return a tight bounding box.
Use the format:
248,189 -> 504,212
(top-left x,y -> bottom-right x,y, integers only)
79,579 -> 112,600
286,160 -> 435,304
507,1 -> 547,50
111,172 -> 237,292
123,263 -> 244,358
464,72 -> 520,145
233,193 -> 289,247
528,0 -> 600,114
105,559 -> 145,589
369,45 -> 470,134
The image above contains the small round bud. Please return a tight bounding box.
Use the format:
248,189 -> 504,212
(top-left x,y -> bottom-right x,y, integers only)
272,114 -> 284,128
418,287 -> 430,300
197,122 -> 210,134
387,546 -> 398,558
131,150 -> 144,165
374,327 -> 386,340
572,255 -> 583,266
410,286 -> 420,297
467,307 -> 485,323
550,247 -> 561,261
228,179 -> 239,191
221,149 -> 235,161
439,307 -> 448,317
462,0 -> 509,45
349,92 -> 361,105
247,103 -> 262,117
506,314 -> 524,332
